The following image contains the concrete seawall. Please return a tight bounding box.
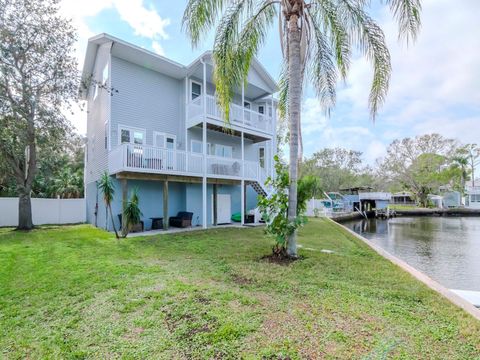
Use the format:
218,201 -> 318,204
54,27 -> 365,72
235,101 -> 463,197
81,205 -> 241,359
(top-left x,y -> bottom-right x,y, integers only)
395,208 -> 480,217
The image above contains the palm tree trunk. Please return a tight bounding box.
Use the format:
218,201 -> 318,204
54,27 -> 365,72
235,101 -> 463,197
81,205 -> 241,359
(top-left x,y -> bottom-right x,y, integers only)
286,13 -> 302,258
109,204 -> 119,239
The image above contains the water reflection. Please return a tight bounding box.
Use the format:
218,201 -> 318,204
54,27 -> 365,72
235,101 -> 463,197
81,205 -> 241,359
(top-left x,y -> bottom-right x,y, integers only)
343,217 -> 480,291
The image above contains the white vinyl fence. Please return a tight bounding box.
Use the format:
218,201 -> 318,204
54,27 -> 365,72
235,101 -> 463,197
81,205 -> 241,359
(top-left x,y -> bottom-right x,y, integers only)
0,198 -> 85,227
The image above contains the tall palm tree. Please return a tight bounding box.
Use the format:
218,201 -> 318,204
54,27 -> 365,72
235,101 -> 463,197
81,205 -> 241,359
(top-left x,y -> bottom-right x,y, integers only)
183,0 -> 421,257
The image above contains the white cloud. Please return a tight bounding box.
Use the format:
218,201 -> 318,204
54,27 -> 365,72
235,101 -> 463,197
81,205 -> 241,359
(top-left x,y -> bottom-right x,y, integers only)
151,41 -> 165,56
114,0 -> 170,40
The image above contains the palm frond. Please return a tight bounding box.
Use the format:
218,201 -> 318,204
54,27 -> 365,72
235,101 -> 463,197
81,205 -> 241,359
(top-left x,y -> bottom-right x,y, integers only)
313,0 -> 351,80
277,59 -> 288,121
383,0 -> 421,43
213,0 -> 275,123
306,8 -> 337,114
337,0 -> 392,119
182,0 -> 230,47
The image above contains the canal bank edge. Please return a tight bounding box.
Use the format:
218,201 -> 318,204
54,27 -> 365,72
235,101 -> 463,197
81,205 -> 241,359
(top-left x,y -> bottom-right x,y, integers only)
328,217 -> 480,321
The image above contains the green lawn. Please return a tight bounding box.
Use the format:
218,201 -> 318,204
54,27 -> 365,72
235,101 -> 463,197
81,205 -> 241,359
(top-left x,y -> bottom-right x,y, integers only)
0,219 -> 479,359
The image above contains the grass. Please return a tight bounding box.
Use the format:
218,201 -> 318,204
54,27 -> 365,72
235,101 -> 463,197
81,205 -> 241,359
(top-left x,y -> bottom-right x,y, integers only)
0,219 -> 479,359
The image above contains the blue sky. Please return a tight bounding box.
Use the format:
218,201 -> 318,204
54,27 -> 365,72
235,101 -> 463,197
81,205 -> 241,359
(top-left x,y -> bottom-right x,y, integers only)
61,0 -> 480,165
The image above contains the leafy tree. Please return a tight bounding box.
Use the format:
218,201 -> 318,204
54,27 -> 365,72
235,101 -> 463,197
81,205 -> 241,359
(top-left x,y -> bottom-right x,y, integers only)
378,134 -> 459,194
258,156 -> 321,258
301,148 -> 365,191
122,187 -> 142,238
0,132 -> 84,198
182,0 -> 420,257
455,144 -> 480,187
0,0 -> 78,229
407,153 -> 456,207
98,172 -> 119,239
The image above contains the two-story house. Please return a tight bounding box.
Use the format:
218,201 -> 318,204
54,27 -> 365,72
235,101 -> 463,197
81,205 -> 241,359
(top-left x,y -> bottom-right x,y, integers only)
80,34 -> 277,231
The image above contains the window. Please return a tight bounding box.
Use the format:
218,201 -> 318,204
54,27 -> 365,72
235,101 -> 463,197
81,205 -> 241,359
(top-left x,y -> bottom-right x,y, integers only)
212,144 -> 233,158
268,106 -> 273,117
259,147 -> 265,168
119,126 -> 145,145
104,122 -> 108,149
191,81 -> 202,100
191,140 -> 203,153
258,105 -> 264,114
154,132 -> 176,149
244,101 -> 251,109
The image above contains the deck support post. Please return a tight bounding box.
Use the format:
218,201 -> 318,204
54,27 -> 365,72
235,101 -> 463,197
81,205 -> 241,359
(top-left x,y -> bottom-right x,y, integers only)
213,184 -> 218,226
163,180 -> 169,230
201,58 -> 207,229
121,179 -> 127,234
241,83 -> 245,225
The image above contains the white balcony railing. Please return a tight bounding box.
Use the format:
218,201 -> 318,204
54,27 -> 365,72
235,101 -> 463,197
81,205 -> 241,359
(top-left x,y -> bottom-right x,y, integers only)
108,143 -> 265,182
188,95 -> 273,134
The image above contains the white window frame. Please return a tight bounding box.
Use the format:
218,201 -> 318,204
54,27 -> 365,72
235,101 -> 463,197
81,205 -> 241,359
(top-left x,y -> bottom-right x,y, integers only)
190,80 -> 202,101
258,105 -> 265,114
118,125 -> 146,145
258,146 -> 266,168
154,131 -> 176,149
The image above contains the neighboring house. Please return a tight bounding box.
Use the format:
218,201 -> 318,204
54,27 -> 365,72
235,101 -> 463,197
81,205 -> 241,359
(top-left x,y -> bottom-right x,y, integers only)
465,186 -> 480,209
80,34 -> 277,231
390,191 -> 416,205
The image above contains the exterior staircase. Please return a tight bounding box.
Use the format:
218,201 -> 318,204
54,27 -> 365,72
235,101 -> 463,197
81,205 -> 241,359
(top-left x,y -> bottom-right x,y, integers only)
246,180 -> 268,197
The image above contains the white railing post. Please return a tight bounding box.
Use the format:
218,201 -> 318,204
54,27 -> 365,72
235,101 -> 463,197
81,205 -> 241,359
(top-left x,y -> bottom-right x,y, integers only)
185,77 -> 189,172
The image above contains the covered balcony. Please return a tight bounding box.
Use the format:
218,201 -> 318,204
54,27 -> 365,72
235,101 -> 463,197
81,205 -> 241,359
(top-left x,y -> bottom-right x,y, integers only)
108,143 -> 268,184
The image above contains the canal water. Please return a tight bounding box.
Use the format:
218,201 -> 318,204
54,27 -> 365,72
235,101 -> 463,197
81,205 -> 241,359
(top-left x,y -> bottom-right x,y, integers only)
342,216 -> 480,291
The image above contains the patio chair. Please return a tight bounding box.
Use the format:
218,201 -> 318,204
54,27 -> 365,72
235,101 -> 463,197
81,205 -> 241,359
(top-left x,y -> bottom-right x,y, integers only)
169,211 -> 193,228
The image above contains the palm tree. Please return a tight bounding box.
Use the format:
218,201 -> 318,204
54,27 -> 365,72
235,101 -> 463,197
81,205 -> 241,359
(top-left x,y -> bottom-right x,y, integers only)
98,172 -> 119,239
183,0 -> 421,257
122,187 -> 142,237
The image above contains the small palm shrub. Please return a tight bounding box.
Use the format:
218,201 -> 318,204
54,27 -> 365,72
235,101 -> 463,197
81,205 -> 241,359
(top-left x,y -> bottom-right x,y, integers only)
122,187 -> 142,237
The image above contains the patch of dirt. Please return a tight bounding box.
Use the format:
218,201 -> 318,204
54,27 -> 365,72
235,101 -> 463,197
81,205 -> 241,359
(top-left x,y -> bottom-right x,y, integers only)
260,253 -> 305,266
231,274 -> 254,285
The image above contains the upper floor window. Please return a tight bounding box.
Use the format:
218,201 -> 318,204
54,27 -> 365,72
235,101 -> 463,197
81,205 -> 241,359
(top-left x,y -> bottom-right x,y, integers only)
119,125 -> 145,145
213,144 -> 233,158
191,81 -> 202,101
154,132 -> 176,149
244,101 -> 251,109
191,140 -> 202,153
258,105 -> 264,114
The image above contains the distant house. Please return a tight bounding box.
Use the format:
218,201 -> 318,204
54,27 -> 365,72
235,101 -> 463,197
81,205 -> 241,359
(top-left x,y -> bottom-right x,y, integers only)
465,186 -> 480,209
80,34 -> 277,231
391,191 -> 416,205
339,187 -> 391,212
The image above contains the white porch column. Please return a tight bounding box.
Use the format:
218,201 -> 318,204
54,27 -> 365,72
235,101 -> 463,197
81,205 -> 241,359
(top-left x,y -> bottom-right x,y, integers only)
271,94 -> 276,179
241,132 -> 245,226
241,83 -> 245,225
185,77 -> 189,172
202,60 -> 207,229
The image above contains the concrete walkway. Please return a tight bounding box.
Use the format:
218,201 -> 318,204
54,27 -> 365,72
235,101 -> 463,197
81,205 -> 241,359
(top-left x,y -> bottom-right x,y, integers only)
127,222 -> 264,237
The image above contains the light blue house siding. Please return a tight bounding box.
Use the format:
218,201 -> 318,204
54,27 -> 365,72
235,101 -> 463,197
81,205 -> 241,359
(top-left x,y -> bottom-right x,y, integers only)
110,56 -> 186,150
87,177 -> 259,231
